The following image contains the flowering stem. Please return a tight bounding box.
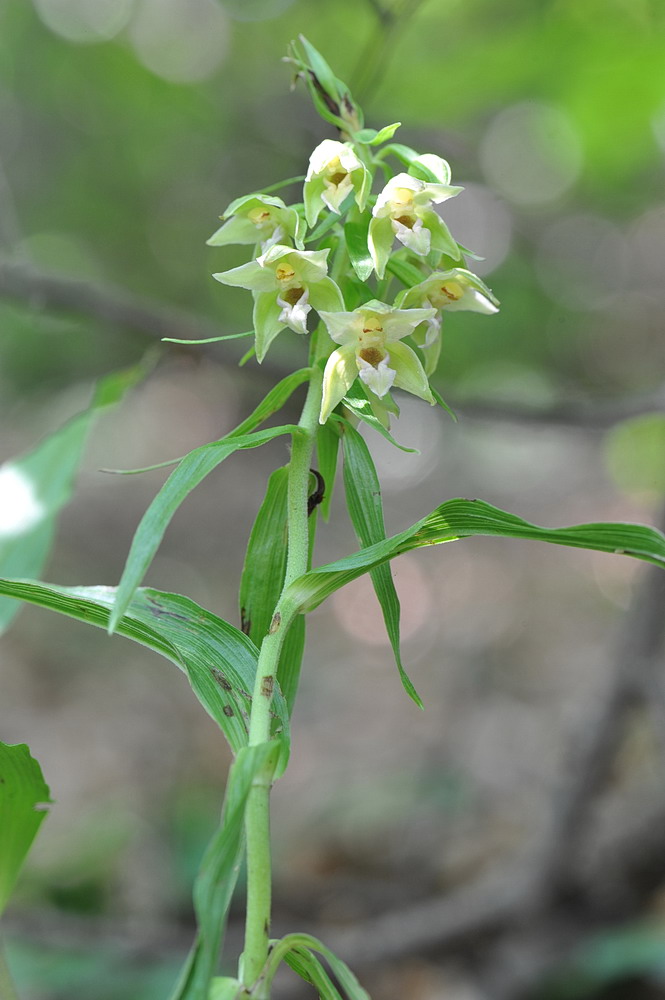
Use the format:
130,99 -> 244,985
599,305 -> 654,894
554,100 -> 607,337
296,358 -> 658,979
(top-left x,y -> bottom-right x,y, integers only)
241,362 -> 323,995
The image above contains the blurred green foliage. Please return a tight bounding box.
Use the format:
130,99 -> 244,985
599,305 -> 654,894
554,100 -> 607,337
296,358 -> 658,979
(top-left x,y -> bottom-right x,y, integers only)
2,0 -> 665,406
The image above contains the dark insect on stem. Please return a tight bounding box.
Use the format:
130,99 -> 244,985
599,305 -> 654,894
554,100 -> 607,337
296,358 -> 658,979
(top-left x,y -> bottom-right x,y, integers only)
307,468 -> 325,517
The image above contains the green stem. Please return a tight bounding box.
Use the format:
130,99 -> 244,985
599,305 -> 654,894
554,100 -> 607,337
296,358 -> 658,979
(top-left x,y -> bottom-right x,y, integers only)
241,364 -> 323,995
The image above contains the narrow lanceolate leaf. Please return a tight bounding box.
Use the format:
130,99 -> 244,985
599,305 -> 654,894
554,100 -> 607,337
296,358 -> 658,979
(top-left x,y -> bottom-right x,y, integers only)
0,363 -> 147,634
0,743 -> 52,915
316,421 -> 340,521
344,208 -> 373,282
108,368 -> 312,633
170,741 -> 281,1000
341,422 -> 422,708
285,498 -> 665,613
0,580 -> 289,755
266,933 -> 370,1000
341,384 -> 418,453
283,949 -> 342,1000
109,424 -> 301,634
238,466 -> 309,714
239,467 -> 289,646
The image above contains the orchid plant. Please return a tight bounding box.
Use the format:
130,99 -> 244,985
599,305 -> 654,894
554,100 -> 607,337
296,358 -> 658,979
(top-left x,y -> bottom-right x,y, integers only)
1,36 -> 665,1000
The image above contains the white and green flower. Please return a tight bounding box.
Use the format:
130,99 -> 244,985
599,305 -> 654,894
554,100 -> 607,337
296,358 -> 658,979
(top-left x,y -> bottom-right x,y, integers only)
207,194 -> 305,253
397,268 -> 499,374
368,172 -> 463,278
318,300 -> 437,424
304,139 -> 371,227
213,244 -> 344,361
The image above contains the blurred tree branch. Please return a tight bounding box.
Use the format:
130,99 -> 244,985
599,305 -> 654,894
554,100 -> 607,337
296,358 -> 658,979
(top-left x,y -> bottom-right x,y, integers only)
2,259 -> 663,430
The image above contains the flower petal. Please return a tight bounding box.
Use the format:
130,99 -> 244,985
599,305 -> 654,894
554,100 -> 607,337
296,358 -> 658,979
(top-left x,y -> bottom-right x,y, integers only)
213,259 -> 276,292
387,341 -> 435,403
421,212 -> 461,259
319,309 -> 362,346
392,217 -> 431,256
358,355 -> 396,398
253,292 -> 284,362
307,277 -> 345,314
277,287 -> 310,335
319,344 -> 358,424
367,215 -> 396,279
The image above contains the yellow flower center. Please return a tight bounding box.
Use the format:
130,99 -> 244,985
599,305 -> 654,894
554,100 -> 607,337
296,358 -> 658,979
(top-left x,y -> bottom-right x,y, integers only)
326,157 -> 348,187
391,187 -> 415,208
361,317 -> 384,335
275,264 -> 297,283
248,207 -> 272,227
440,281 -> 464,302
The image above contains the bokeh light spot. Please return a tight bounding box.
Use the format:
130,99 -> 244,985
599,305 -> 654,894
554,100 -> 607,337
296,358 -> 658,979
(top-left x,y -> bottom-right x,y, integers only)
535,213 -> 629,310
221,0 -> 296,20
439,182 -> 512,277
32,0 -> 134,43
480,101 -> 583,207
0,465 -> 45,538
129,0 -> 229,84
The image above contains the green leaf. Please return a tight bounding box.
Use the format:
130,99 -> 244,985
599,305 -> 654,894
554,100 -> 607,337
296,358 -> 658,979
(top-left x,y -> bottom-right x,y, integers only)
344,208 -> 373,282
354,123 -> 401,145
0,580 -> 289,756
170,741 -> 281,1000
285,498 -> 665,614
278,615 -> 306,716
239,466 -> 289,647
341,422 -> 422,708
340,384 -> 418,453
0,363 -> 147,634
283,949 -> 342,1000
316,421 -> 340,521
0,743 -> 52,916
110,424 -> 299,634
109,368 -> 311,632
385,255 -> 428,288
266,933 -> 370,1000
238,466 -> 309,714
430,385 -> 457,422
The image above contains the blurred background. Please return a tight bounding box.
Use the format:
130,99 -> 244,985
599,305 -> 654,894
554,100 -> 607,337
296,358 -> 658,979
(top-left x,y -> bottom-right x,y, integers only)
2,0 -> 665,997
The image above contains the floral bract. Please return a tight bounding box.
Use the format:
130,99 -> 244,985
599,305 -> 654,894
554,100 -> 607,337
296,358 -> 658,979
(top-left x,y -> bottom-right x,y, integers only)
318,300 -> 437,424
